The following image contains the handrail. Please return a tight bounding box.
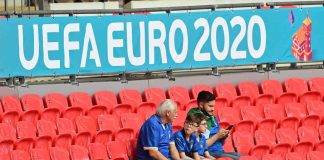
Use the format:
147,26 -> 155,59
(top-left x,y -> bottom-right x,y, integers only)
0,0 -> 324,16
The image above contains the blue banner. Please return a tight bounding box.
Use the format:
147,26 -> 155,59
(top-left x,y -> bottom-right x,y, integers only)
0,7 -> 324,78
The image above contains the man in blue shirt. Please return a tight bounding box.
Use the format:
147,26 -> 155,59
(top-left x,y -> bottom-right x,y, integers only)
188,91 -> 240,160
137,99 -> 180,160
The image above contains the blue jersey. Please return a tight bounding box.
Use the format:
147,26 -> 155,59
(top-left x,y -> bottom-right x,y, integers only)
196,134 -> 208,156
136,114 -> 174,160
204,116 -> 224,153
174,130 -> 200,156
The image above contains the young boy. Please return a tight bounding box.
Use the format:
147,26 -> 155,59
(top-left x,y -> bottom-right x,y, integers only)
174,113 -> 202,160
195,115 -> 215,160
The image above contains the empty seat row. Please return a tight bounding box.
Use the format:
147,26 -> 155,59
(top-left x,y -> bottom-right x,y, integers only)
223,125 -> 324,158
0,114 -> 143,156
0,142 -> 129,160
217,101 -> 324,132
239,150 -> 324,160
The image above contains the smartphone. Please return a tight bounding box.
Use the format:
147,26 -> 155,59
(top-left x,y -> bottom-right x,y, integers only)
226,125 -> 234,131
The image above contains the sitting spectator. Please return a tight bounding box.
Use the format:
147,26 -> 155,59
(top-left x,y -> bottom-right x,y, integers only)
195,114 -> 215,159
136,99 -> 180,160
188,91 -> 240,160
174,113 -> 201,160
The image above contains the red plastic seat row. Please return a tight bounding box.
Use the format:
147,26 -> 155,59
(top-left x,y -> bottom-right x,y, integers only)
1,142 -> 130,160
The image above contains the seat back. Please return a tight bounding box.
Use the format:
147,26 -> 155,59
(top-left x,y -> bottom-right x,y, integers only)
144,88 -> 166,106
44,93 -> 68,110
68,92 -> 92,108
261,79 -> 284,98
21,94 -> 44,111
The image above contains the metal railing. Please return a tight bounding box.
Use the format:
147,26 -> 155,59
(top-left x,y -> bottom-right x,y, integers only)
0,0 -> 324,17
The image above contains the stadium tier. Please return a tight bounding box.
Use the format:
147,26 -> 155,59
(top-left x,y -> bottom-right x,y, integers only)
0,77 -> 323,159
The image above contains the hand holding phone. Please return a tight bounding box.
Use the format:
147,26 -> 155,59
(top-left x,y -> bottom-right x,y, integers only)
225,125 -> 234,131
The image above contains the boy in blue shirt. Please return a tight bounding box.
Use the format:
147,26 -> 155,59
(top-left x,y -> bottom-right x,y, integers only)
174,113 -> 204,160
195,114 -> 215,159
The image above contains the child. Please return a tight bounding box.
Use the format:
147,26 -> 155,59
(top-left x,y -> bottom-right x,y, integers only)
195,114 -> 215,160
174,113 -> 202,160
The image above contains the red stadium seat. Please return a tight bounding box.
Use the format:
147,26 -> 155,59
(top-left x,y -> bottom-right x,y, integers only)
285,102 -> 320,130
261,79 -> 297,105
190,84 -> 213,99
298,126 -> 319,144
30,148 -> 51,160
93,90 -> 117,112
0,123 -> 16,155
95,115 -> 119,144
284,78 -> 321,103
35,120 -> 57,149
88,143 -> 109,160
167,86 -> 196,111
240,155 -> 258,160
69,92 -> 109,120
119,89 -> 156,113
16,121 -> 36,152
276,128 -> 298,145
306,101 -> 324,122
254,129 -> 276,146
235,120 -> 255,134
120,113 -> 143,134
75,116 -> 97,147
1,95 -> 23,126
21,94 -> 43,124
264,103 -> 299,131
314,141 -> 324,151
285,102 -> 307,120
285,152 -> 305,160
232,131 -> 254,155
307,151 -> 324,160
240,105 -> 264,122
68,92 -> 92,108
94,91 -> 132,116
270,143 -> 292,158
118,89 -> 142,110
218,107 -> 241,128
261,79 -> 284,98
250,145 -> 271,159
55,118 -> 76,149
11,150 -> 31,160
143,87 -> 166,106
238,81 -> 274,106
115,128 -> 135,142
308,77 -> 324,96
215,83 -> 251,109
69,145 -> 90,160
106,141 -> 128,160
319,125 -> 324,140
293,141 -> 314,157
257,120 -> 277,134
49,147 -> 70,160
263,103 -> 285,123
262,153 -> 284,160
43,92 -> 67,122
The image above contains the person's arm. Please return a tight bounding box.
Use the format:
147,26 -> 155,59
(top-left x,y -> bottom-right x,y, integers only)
206,129 -> 229,147
169,142 -> 181,160
204,151 -> 215,160
147,149 -> 169,160
179,152 -> 194,160
192,152 -> 201,160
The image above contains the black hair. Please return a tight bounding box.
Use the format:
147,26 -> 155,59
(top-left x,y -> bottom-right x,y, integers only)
197,90 -> 215,105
